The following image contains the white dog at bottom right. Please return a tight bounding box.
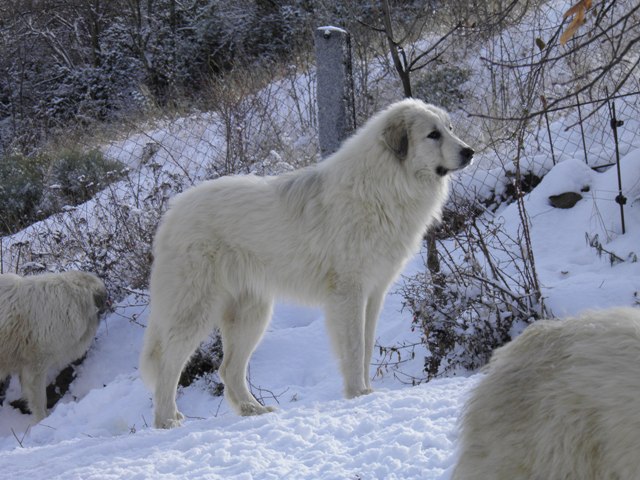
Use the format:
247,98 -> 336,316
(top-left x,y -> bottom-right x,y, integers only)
452,307 -> 640,480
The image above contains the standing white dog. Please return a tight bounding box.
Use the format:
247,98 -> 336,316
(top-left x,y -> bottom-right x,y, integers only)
140,99 -> 474,428
453,307 -> 640,480
0,271 -> 108,421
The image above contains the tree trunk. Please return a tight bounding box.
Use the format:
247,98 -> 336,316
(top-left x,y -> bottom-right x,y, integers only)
381,0 -> 439,281
381,0 -> 412,98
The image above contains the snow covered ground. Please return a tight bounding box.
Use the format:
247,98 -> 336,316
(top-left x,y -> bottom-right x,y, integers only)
1,2 -> 640,470
1,143 -> 639,478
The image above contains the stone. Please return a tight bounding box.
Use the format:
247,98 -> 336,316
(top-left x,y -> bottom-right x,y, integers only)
548,191 -> 583,209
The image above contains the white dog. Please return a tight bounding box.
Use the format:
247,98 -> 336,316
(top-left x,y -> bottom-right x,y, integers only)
452,307 -> 640,480
0,271 -> 108,421
140,99 -> 474,428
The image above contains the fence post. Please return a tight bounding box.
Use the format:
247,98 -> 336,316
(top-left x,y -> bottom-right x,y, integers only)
314,26 -> 356,159
543,109 -> 556,166
608,100 -> 626,235
575,93 -> 589,165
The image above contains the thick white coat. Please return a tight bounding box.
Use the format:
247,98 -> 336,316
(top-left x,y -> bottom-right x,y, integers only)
140,99 -> 474,428
453,307 -> 640,480
0,271 -> 107,421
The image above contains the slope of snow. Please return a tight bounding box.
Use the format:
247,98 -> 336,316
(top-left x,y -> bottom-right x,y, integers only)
1,149 -> 638,478
0,376 -> 473,480
1,6 -> 639,472
502,151 -> 640,315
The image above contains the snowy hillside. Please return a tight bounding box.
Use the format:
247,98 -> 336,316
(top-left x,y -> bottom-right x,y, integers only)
1,0 -> 640,476
0,145 -> 639,478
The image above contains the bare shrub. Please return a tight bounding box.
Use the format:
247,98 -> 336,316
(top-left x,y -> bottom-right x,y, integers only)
179,335 -> 224,397
383,200 -> 545,382
204,64 -> 317,178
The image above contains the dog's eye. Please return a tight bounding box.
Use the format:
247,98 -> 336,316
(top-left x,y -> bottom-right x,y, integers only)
427,130 -> 441,140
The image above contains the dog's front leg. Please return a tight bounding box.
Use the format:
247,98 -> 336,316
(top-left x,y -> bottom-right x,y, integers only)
325,287 -> 371,398
20,366 -> 47,422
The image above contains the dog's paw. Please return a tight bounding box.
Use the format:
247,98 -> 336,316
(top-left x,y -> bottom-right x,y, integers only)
239,402 -> 276,416
346,387 -> 374,399
155,410 -> 184,429
156,417 -> 183,429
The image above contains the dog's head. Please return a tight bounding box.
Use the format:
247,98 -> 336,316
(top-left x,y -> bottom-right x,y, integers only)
382,99 -> 474,181
93,283 -> 111,317
66,271 -> 111,318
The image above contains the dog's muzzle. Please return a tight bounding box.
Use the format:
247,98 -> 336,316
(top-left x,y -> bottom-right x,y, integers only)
436,147 -> 475,176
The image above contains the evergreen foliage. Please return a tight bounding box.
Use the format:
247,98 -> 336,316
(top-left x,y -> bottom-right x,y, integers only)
0,149 -> 125,234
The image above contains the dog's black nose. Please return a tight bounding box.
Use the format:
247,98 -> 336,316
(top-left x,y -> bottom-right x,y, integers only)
460,147 -> 475,162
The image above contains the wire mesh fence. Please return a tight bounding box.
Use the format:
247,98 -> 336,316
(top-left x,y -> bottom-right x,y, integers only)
1,0 -> 638,383
2,0 -> 639,286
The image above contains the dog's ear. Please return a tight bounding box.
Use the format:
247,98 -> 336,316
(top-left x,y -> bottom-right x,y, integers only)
382,114 -> 409,161
94,288 -> 109,316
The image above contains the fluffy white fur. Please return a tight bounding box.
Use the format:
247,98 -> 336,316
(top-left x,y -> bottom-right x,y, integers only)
0,271 -> 107,421
453,307 -> 640,480
140,99 -> 474,428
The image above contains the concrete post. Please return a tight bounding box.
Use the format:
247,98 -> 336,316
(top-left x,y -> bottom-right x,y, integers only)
314,26 -> 356,159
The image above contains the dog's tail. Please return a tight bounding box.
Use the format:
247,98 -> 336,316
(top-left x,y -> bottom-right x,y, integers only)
139,320 -> 162,390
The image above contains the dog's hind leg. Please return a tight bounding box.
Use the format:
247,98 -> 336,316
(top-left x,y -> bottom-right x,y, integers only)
219,293 -> 275,416
151,302 -> 215,429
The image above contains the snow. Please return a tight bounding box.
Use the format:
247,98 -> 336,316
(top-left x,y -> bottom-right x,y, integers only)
500,150 -> 640,315
317,25 -> 349,36
0,377 -> 472,480
1,7 -> 640,478
0,263 -> 477,479
1,142 -> 638,476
